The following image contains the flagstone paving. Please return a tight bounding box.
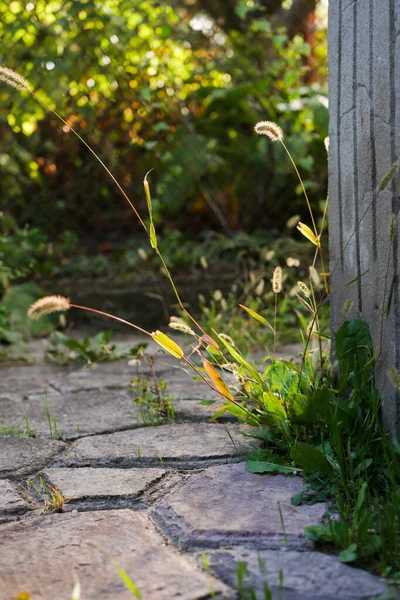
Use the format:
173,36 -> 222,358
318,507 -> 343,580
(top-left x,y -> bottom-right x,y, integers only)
0,336 -> 391,599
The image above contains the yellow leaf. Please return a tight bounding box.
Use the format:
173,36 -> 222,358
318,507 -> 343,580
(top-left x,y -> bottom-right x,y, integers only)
152,331 -> 184,359
143,171 -> 153,218
202,358 -> 234,401
297,222 -> 320,247
239,304 -> 274,332
150,222 -> 157,249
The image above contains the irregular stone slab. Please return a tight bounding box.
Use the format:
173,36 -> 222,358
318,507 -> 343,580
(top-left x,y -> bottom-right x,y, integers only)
0,363 -> 63,395
153,463 -> 326,549
41,467 -> 166,502
0,480 -> 27,516
0,510 -> 228,600
0,437 -> 66,478
203,548 -> 388,600
53,423 -> 253,469
161,370 -> 221,401
0,388 -> 143,440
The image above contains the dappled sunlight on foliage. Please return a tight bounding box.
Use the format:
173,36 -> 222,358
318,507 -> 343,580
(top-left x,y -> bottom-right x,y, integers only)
1,0 -> 327,240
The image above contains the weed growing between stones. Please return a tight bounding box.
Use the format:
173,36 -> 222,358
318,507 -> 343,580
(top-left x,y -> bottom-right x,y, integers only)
45,329 -> 146,367
27,477 -> 71,513
2,67 -> 400,582
130,352 -> 174,426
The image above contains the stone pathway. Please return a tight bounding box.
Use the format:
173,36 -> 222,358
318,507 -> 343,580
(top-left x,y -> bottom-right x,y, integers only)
0,336 -> 390,599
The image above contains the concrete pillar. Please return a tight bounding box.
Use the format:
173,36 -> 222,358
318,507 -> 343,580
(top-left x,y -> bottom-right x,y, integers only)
328,0 -> 400,433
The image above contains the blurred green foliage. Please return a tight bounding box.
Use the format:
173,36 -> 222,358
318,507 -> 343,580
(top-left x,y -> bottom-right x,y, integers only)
1,0 -> 328,240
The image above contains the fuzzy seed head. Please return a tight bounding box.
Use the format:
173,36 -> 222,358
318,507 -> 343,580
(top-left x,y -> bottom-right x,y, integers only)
286,257 -> 300,268
0,66 -> 30,91
218,333 -> 235,346
28,295 -> 70,320
324,136 -> 330,153
297,281 -> 310,298
272,266 -> 282,294
169,316 -> 196,336
254,120 -> 283,142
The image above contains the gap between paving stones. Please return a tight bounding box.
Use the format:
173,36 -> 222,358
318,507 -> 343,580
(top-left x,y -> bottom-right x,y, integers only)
0,338 -> 391,599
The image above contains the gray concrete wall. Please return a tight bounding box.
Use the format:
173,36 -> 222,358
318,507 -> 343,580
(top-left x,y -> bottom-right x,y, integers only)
328,0 -> 400,433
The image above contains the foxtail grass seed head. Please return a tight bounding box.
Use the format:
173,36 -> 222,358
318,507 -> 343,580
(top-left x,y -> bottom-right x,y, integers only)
324,136 -> 330,153
297,281 -> 310,298
213,290 -> 223,302
254,120 -> 283,142
309,265 -> 321,286
272,266 -> 282,294
265,249 -> 275,262
218,333 -> 235,346
28,295 -> 70,320
199,256 -> 208,270
286,214 -> 300,229
138,248 -> 147,260
255,279 -> 265,296
169,316 -> 196,336
0,66 -> 30,90
286,257 -> 300,268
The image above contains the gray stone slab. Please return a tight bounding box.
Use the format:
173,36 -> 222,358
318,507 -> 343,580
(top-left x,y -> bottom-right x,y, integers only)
0,480 -> 27,516
41,467 -> 166,501
203,547 -> 388,600
153,463 -> 326,549
0,363 -> 63,395
0,388 -> 143,440
0,437 -> 66,478
53,423 -> 254,469
0,510 -> 228,599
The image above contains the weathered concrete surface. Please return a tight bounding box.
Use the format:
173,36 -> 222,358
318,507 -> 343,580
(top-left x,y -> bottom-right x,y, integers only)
153,463 -> 326,549
0,480 -> 27,517
0,388 -> 142,439
41,467 -> 166,501
0,510 -> 228,600
329,0 -> 400,432
53,423 -> 253,469
203,548 -> 388,600
0,437 -> 65,478
0,363 -> 62,395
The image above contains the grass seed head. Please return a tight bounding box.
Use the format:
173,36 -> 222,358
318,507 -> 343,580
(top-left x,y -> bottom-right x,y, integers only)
28,295 -> 70,319
254,120 -> 283,142
297,281 -> 310,298
169,316 -> 196,336
0,66 -> 30,90
272,266 -> 282,294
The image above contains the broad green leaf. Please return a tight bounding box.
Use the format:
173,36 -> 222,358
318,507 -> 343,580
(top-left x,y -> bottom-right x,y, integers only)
246,460 -> 299,475
263,391 -> 287,422
290,444 -> 332,475
339,544 -> 358,563
304,525 -> 333,543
